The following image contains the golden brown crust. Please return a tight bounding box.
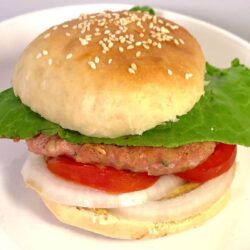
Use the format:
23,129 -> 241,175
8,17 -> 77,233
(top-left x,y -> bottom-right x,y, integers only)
12,10 -> 205,138
41,191 -> 229,240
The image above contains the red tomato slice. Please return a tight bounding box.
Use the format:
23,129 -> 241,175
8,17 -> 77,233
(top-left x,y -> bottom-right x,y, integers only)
47,156 -> 159,194
176,143 -> 237,182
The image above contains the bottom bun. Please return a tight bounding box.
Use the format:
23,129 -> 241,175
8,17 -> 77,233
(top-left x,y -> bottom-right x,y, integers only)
40,191 -> 229,240
23,154 -> 234,240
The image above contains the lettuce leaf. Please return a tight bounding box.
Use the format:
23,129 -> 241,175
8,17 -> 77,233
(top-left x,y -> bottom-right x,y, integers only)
129,6 -> 155,15
0,59 -> 250,147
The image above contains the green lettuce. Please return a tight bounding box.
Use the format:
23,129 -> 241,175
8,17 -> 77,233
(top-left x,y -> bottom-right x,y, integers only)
129,6 -> 155,15
0,59 -> 250,147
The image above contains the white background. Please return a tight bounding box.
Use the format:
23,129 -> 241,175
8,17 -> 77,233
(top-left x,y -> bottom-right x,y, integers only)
0,0 -> 249,41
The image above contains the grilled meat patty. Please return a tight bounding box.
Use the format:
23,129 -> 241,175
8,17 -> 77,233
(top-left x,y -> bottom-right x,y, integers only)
27,134 -> 216,175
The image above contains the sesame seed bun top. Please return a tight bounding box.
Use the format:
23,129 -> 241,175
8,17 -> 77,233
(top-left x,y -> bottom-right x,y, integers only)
12,10 -> 205,138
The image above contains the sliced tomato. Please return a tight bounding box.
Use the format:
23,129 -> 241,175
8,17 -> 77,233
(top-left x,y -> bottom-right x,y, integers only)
47,156 -> 159,194
176,143 -> 236,182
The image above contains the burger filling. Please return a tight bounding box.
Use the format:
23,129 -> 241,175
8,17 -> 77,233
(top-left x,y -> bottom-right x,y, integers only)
27,134 -> 216,176
26,134 -> 236,194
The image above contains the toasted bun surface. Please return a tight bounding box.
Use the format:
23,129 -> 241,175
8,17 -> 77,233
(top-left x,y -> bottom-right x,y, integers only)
34,185 -> 229,240
13,11 -> 205,138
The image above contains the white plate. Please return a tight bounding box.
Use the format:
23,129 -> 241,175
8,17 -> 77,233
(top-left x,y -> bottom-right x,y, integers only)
0,4 -> 250,250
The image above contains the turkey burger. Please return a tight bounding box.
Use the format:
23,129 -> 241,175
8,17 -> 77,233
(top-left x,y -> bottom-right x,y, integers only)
1,8 -> 249,239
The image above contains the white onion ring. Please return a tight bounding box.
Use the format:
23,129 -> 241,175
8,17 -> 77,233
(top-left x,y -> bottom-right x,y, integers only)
22,153 -> 185,208
111,166 -> 235,221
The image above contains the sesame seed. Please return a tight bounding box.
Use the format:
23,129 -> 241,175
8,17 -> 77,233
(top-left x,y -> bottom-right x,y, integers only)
166,35 -> 174,40
161,26 -> 170,34
153,15 -> 157,23
136,51 -> 141,58
102,43 -> 109,50
143,44 -> 150,50
98,22 -> 105,27
135,41 -> 142,46
126,40 -> 133,45
131,63 -> 137,71
157,43 -> 162,48
167,69 -> 173,76
128,67 -> 136,74
118,36 -> 125,43
103,47 -> 109,53
136,21 -> 143,29
104,30 -> 110,34
72,25 -> 77,30
42,50 -> 48,56
127,45 -> 134,50
139,33 -> 144,38
155,26 -> 161,32
94,56 -> 100,64
108,58 -> 112,64
85,35 -> 92,41
79,38 -> 88,46
119,46 -> 124,52
43,33 -> 50,39
174,39 -> 180,45
185,72 -> 193,80
48,58 -> 53,65
110,34 -> 116,39
179,38 -> 185,44
36,53 -> 42,59
88,61 -> 96,69
62,24 -> 69,28
52,26 -> 58,31
65,32 -> 71,37
170,25 -> 179,30
108,42 -> 114,48
66,53 -> 73,60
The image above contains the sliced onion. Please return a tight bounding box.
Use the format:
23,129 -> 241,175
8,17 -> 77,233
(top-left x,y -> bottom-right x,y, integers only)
22,153 -> 185,208
111,166 -> 235,221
